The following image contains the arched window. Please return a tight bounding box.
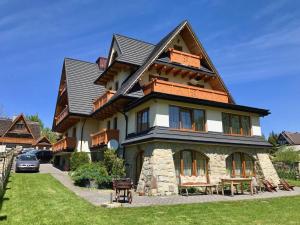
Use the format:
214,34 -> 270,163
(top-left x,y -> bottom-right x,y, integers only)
174,150 -> 208,177
226,152 -> 255,178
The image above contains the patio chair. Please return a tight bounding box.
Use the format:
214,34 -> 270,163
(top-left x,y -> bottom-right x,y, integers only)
262,180 -> 277,192
280,179 -> 295,191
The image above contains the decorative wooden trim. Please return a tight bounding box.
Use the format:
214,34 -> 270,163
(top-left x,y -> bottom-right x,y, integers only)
143,79 -> 229,103
169,48 -> 201,68
0,137 -> 34,145
93,90 -> 116,112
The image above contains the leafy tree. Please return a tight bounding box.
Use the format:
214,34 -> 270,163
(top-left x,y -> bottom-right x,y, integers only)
26,114 -> 44,129
26,114 -> 58,144
268,131 -> 279,147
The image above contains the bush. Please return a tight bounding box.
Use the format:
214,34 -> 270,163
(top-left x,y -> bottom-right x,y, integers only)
71,163 -> 110,188
273,147 -> 300,164
103,149 -> 125,178
277,169 -> 299,180
70,152 -> 90,171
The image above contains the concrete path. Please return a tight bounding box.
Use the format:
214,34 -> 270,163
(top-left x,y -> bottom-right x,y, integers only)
40,164 -> 300,208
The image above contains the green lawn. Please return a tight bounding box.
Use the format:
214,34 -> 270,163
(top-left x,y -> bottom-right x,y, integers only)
286,179 -> 300,187
1,174 -> 300,225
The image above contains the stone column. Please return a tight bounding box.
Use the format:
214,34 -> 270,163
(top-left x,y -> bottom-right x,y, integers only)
257,152 -> 280,184
136,143 -> 178,196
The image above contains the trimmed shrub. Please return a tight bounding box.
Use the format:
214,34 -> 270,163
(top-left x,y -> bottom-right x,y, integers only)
70,152 -> 90,171
103,149 -> 125,178
71,163 -> 110,188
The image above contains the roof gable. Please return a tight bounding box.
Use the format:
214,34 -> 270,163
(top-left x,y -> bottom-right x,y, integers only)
279,131 -> 300,145
112,20 -> 234,103
2,114 -> 34,138
33,136 -> 52,146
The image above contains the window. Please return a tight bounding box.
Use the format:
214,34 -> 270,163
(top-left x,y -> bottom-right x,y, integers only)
113,117 -> 118,130
222,113 -> 251,136
174,150 -> 207,177
137,108 -> 149,133
174,45 -> 183,51
107,120 -> 111,129
226,152 -> 255,178
115,81 -> 119,91
169,106 -> 205,131
72,127 -> 76,138
15,123 -> 25,130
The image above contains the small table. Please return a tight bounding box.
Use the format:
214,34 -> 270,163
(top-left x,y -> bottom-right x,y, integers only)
221,178 -> 253,197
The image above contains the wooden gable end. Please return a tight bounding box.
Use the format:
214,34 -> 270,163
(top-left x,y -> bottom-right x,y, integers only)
2,114 -> 34,139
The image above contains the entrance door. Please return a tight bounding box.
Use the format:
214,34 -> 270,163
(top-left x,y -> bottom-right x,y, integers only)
135,151 -> 144,184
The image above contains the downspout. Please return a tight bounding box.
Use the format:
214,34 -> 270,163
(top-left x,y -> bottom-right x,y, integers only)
120,111 -> 128,159
80,118 -> 87,152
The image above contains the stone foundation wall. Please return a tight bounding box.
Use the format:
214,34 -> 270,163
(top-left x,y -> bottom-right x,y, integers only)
125,141 -> 279,196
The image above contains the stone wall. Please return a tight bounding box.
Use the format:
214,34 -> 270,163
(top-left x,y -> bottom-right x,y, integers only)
125,141 -> 279,196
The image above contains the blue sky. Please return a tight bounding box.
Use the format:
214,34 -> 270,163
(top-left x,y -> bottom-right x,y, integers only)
0,0 -> 299,136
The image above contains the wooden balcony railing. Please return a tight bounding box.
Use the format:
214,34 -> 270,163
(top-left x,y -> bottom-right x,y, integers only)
0,137 -> 34,145
93,90 -> 116,111
52,137 -> 77,153
55,105 -> 69,126
169,48 -> 201,68
90,129 -> 119,147
143,79 -> 229,103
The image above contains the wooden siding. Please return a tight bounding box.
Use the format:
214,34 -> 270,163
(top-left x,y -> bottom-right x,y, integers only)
93,90 -> 116,111
169,48 -> 201,68
52,137 -> 76,153
143,79 -> 229,103
90,129 -> 119,147
0,137 -> 34,145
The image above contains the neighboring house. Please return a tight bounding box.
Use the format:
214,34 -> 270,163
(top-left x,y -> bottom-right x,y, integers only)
0,114 -> 51,149
277,131 -> 300,151
52,20 -> 279,195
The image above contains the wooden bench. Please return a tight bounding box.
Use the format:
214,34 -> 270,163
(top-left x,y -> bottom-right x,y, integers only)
178,182 -> 218,196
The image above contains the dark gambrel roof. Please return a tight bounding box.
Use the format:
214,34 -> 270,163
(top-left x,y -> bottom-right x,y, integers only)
64,58 -> 106,115
114,34 -> 155,66
123,126 -> 271,147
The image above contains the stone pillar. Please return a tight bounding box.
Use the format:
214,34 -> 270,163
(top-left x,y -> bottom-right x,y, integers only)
207,152 -> 227,184
257,152 -> 280,184
137,143 -> 178,196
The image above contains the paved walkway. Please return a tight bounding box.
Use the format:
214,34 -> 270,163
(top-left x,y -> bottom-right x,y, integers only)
40,164 -> 300,208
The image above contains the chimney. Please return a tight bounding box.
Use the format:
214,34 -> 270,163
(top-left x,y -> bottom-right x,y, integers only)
96,57 -> 108,71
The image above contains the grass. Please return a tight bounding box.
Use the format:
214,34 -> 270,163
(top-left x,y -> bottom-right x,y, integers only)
1,174 -> 300,225
285,179 -> 300,187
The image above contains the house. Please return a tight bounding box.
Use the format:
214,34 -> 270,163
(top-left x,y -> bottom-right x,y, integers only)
277,131 -> 300,151
52,20 -> 279,195
0,114 -> 50,149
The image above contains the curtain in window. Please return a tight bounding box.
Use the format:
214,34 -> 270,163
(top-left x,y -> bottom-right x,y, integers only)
169,106 -> 179,129
195,152 -> 206,176
231,115 -> 241,134
241,116 -> 250,136
234,153 -> 242,177
180,109 -> 192,129
222,113 -> 231,134
226,155 -> 233,176
244,154 -> 254,177
173,152 -> 180,178
182,151 -> 192,176
194,109 -> 205,131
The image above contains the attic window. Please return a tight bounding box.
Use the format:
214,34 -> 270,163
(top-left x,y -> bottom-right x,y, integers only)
112,51 -> 118,62
174,45 -> 182,51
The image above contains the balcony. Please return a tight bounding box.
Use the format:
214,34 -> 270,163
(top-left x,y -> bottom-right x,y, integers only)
169,48 -> 201,68
59,83 -> 67,96
90,129 -> 119,147
52,137 -> 77,153
143,79 -> 229,103
93,90 -> 116,112
55,105 -> 69,126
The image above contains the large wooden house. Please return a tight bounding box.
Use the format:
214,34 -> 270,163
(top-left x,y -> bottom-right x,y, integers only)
0,114 -> 51,149
52,20 -> 279,195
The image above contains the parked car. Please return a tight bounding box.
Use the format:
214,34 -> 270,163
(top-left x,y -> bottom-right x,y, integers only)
19,148 -> 35,155
36,150 -> 53,163
15,154 -> 40,172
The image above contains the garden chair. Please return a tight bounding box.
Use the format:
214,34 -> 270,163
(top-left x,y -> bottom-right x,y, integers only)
280,179 -> 295,191
262,180 -> 277,192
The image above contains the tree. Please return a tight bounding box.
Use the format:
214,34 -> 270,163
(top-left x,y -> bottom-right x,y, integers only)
26,114 -> 44,129
268,131 -> 279,147
26,114 -> 58,144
